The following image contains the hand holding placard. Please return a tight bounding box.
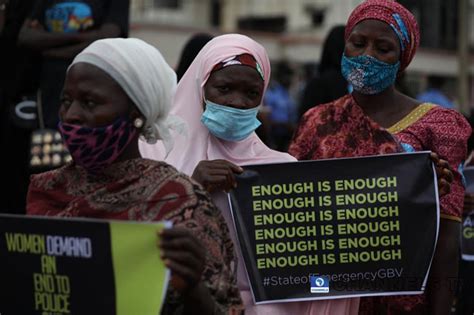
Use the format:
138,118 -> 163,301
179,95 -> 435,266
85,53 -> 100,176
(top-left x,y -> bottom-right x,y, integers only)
159,227 -> 205,293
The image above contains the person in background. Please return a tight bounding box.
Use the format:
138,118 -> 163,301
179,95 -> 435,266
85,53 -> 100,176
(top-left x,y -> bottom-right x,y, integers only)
416,75 -> 455,109
0,0 -> 38,214
26,38 -> 242,315
175,32 -> 213,81
264,60 -> 298,151
290,1 -> 469,314
455,151 -> 474,315
299,25 -> 348,119
18,0 -> 129,129
140,33 -> 361,315
294,62 -> 317,106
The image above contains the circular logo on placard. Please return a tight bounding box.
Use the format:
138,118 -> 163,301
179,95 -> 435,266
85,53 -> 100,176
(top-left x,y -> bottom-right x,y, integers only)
315,277 -> 325,287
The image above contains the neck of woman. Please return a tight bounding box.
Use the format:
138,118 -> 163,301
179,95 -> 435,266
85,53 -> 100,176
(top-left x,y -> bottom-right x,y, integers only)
352,86 -> 418,128
353,86 -> 397,116
115,137 -> 142,163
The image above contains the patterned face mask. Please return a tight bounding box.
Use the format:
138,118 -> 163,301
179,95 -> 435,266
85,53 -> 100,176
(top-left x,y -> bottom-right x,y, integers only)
201,100 -> 261,142
341,54 -> 400,95
58,117 -> 138,173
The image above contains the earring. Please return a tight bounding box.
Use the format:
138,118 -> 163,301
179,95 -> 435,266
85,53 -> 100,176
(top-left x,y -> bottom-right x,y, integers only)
133,118 -> 144,128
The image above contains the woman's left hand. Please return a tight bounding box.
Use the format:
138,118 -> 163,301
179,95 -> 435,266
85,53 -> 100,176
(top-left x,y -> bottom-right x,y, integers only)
430,152 -> 453,196
158,227 -> 206,294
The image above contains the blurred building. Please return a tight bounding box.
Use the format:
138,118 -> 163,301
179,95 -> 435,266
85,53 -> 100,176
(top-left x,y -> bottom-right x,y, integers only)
130,0 -> 474,107
130,0 -> 364,66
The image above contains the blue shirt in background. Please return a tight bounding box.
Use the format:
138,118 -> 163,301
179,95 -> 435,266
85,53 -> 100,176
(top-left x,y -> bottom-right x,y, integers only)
417,88 -> 455,109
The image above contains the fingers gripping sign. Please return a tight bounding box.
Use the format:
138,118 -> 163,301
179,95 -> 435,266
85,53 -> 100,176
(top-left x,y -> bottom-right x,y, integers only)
158,227 -> 206,293
192,159 -> 243,193
430,152 -> 453,197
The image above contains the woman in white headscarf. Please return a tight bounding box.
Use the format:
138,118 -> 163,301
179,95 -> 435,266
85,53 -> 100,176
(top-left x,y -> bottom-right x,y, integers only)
26,38 -> 243,314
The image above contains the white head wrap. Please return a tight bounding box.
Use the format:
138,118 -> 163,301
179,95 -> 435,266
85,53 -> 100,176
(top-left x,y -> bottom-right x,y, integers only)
69,37 -> 185,154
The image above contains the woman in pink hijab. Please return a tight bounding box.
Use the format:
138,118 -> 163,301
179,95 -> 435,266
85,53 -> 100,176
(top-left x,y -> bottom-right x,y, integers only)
140,33 -> 359,315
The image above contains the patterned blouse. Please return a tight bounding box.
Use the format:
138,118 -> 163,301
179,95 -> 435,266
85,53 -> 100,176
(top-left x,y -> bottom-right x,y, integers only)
387,103 -> 471,221
290,95 -> 471,314
359,105 -> 471,314
27,158 -> 243,315
289,94 -> 401,160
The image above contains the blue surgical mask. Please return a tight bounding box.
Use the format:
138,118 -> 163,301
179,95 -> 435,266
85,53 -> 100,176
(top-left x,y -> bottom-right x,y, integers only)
201,100 -> 261,142
341,54 -> 400,95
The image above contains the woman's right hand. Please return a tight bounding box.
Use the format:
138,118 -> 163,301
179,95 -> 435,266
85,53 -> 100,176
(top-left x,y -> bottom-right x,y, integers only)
158,227 -> 206,294
192,159 -> 243,193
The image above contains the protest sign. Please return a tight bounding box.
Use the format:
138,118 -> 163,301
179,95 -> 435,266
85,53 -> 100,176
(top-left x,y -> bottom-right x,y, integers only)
0,214 -> 169,314
462,167 -> 474,261
229,152 -> 439,303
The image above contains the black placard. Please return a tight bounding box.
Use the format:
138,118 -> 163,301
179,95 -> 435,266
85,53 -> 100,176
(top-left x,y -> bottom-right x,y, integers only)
229,152 -> 439,303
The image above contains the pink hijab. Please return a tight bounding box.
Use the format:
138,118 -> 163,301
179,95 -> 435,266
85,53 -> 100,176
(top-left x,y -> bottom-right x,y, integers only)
139,34 -> 295,174
141,34 -> 359,314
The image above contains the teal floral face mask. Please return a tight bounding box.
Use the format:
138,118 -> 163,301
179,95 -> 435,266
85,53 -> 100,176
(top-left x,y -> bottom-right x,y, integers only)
201,100 -> 261,142
341,54 -> 400,95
